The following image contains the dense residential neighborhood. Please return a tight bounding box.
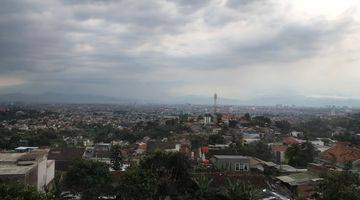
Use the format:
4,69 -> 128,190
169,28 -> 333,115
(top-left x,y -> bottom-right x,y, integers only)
0,103 -> 360,199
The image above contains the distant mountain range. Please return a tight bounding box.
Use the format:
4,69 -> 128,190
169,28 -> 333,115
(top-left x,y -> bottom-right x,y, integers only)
0,92 -> 360,107
0,93 -> 133,104
169,94 -> 360,107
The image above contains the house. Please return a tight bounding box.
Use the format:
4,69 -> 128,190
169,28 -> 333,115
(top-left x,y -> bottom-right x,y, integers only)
48,147 -> 85,171
276,172 -> 322,199
208,143 -> 230,150
146,139 -> 191,156
203,115 -> 212,125
242,132 -> 261,144
271,145 -> 288,164
310,139 -> 330,152
212,155 -> 250,172
248,157 -> 266,172
0,149 -> 55,191
290,131 -> 303,138
320,142 -> 360,170
147,140 -> 176,152
83,143 -> 112,163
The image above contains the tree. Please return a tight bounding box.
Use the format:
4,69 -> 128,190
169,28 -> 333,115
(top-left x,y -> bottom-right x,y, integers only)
216,113 -> 223,124
209,134 -> 225,144
317,171 -> 360,200
193,176 -> 213,196
251,116 -> 271,127
296,118 -> 331,139
285,142 -> 316,167
274,120 -> 291,134
116,166 -> 158,200
0,183 -> 50,200
236,141 -> 273,162
190,134 -> 207,150
244,113 -> 251,121
110,145 -> 123,170
191,176 -> 226,200
139,151 -> 194,195
64,159 -> 112,199
228,120 -> 239,128
116,151 -> 194,199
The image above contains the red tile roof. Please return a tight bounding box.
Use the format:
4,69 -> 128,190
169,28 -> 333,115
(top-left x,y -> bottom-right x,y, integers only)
320,142 -> 360,163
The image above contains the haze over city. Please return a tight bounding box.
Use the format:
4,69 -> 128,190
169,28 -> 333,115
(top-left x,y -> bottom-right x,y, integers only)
1,0 -> 360,105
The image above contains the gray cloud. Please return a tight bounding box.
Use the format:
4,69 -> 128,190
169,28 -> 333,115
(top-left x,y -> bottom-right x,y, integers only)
0,0 -> 359,101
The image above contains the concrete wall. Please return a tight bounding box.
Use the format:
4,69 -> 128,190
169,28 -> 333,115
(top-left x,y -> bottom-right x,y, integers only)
37,157 -> 47,191
27,166 -> 39,188
46,160 -> 55,186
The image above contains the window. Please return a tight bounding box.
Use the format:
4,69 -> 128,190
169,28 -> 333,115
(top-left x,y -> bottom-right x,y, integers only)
234,163 -> 249,171
234,163 -> 241,171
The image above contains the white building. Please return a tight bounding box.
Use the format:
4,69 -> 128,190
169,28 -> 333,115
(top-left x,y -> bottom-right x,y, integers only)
204,116 -> 212,124
0,149 -> 55,191
290,131 -> 303,138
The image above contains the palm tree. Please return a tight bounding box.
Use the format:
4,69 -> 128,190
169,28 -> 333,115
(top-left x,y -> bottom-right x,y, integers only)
193,175 -> 213,197
225,178 -> 262,200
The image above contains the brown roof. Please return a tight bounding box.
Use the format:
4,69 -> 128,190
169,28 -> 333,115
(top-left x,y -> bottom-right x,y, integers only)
283,137 -> 299,146
48,147 -> 85,161
320,142 -> 360,163
272,145 -> 288,152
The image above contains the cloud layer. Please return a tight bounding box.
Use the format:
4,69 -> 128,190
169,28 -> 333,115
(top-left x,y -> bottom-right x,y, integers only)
1,0 -> 360,102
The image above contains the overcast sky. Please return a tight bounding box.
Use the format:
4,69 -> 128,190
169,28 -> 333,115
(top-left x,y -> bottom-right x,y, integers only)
1,0 -> 360,102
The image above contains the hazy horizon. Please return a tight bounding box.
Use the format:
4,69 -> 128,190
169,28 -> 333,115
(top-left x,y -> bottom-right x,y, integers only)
1,0 -> 360,104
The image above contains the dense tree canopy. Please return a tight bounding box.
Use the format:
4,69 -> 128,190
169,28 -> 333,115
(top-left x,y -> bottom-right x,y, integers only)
317,171 -> 360,200
209,134 -> 225,144
274,120 -> 291,134
0,183 -> 50,200
64,159 -> 112,199
116,151 -> 195,200
285,142 -> 316,167
190,134 -> 207,150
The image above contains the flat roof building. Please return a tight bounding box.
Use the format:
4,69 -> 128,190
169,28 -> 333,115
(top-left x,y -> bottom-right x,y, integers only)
0,149 -> 55,191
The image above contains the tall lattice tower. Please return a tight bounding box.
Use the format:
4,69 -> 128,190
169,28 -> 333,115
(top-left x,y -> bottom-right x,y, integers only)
213,93 -> 218,115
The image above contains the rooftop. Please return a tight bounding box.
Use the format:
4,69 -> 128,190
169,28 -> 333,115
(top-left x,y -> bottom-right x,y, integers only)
48,147 -> 85,161
272,145 -> 288,152
277,172 -> 321,186
213,155 -> 248,159
0,153 -> 26,164
320,142 -> 360,163
0,164 -> 35,175
275,165 -> 307,173
283,137 -> 300,146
